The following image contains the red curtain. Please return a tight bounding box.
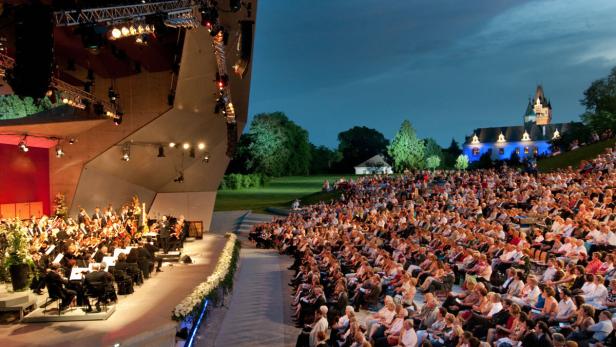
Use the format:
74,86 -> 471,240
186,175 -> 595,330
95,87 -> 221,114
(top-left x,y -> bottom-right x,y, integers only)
0,144 -> 50,215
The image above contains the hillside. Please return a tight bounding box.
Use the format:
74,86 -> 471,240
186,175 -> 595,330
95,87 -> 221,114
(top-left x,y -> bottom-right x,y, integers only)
538,138 -> 616,171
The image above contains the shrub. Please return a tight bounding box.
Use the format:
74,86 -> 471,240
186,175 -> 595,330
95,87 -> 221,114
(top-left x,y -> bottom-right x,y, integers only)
219,173 -> 268,190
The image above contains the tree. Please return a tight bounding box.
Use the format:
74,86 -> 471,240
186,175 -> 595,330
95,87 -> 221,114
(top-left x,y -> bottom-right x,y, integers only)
387,120 -> 425,172
426,155 -> 441,170
455,154 -> 469,170
443,138 -> 462,168
337,126 -> 389,173
423,138 -> 443,167
244,112 -> 311,177
309,144 -> 341,174
579,66 -> 616,135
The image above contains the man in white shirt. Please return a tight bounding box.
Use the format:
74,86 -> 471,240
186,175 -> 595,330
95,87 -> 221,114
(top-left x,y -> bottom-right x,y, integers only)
555,289 -> 576,321
309,306 -> 329,347
511,276 -> 541,307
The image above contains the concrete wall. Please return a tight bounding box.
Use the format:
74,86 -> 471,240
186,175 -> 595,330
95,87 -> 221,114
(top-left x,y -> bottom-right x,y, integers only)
149,191 -> 218,231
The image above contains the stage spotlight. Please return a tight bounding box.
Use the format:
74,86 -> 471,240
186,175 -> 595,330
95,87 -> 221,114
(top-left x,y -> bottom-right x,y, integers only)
121,144 -> 130,161
111,28 -> 122,39
114,112 -> 123,126
18,138 -> 29,153
203,152 -> 210,163
121,26 -> 129,36
174,171 -> 184,183
137,25 -> 144,34
69,138 -> 76,145
198,142 -> 205,150
182,142 -> 190,150
55,145 -> 64,158
129,26 -> 137,35
169,142 -> 176,148
157,145 -> 165,158
62,97 -> 69,104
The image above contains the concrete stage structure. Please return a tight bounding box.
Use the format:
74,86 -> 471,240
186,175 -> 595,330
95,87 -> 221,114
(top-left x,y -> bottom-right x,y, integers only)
0,1 -> 257,232
0,234 -> 227,347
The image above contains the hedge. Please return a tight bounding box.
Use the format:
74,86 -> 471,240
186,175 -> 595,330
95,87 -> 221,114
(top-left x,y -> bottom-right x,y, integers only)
219,173 -> 269,190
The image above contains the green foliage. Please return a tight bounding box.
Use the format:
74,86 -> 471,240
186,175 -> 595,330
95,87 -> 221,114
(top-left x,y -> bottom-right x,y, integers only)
443,138 -> 462,168
0,94 -> 57,120
539,138 -> 616,171
579,66 -> 616,135
219,173 -> 269,190
387,120 -> 425,171
425,155 -> 441,170
455,154 -> 469,170
244,112 -> 311,177
472,150 -> 494,169
309,144 -> 341,174
423,138 -> 443,161
336,126 -> 389,173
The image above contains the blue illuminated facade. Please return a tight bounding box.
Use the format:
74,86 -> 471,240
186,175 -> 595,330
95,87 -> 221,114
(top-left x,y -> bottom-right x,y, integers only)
463,86 -> 572,163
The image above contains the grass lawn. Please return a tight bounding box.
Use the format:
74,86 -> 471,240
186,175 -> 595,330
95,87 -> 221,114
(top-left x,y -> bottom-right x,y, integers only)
214,175 -> 352,213
538,138 -> 616,171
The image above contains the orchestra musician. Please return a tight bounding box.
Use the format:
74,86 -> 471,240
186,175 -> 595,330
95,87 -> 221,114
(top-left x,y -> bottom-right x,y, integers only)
45,263 -> 77,311
156,216 -> 171,254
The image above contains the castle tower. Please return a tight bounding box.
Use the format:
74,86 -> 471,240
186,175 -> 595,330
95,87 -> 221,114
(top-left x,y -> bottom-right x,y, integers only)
533,85 -> 552,125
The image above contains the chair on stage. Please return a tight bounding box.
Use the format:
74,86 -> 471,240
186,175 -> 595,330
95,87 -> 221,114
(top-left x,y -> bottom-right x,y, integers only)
42,284 -> 63,316
84,281 -> 108,312
126,263 -> 144,285
111,268 -> 134,295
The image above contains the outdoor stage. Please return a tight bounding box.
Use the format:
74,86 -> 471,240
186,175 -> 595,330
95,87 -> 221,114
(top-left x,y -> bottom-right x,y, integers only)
0,234 -> 227,347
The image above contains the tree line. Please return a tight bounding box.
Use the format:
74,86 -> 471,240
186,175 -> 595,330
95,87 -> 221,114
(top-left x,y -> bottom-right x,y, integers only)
227,112 -> 464,177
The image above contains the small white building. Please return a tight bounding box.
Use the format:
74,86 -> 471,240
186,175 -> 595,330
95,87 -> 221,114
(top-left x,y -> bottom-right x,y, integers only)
354,155 -> 393,175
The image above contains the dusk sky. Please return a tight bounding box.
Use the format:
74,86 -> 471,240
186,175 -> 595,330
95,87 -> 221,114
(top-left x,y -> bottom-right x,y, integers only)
248,0 -> 616,148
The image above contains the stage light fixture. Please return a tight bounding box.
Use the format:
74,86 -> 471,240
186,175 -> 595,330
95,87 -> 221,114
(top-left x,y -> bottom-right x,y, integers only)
111,28 -> 122,39
169,142 -> 176,148
157,145 -> 165,158
182,142 -> 190,150
121,144 -> 130,161
174,171 -> 184,183
203,152 -> 210,163
121,26 -> 130,36
198,143 -> 205,150
138,25 -> 145,34
69,138 -> 76,145
114,112 -> 123,126
18,138 -> 29,153
55,145 -> 64,158
129,26 -> 137,35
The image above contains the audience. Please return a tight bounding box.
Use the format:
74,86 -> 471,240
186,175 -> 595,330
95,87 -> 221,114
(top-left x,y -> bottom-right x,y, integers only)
253,146 -> 616,346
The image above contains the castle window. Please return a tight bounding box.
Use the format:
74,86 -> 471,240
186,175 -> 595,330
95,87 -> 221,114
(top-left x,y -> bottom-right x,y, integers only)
533,147 -> 539,155
498,148 -> 505,155
521,131 -> 531,141
497,133 -> 506,143
524,147 -> 529,154
472,148 -> 480,156
553,129 -> 560,139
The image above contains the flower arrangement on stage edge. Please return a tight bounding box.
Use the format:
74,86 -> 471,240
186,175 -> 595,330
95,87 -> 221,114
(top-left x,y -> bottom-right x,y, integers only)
1,220 -> 35,291
172,232 -> 241,321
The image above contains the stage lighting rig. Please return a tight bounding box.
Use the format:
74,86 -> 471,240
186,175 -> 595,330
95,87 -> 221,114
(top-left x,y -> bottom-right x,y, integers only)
174,171 -> 184,183
202,152 -> 210,163
18,137 -> 29,153
56,145 -> 65,158
121,144 -> 131,161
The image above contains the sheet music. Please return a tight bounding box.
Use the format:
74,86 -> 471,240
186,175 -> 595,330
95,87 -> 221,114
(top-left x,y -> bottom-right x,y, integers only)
45,245 -> 56,256
69,267 -> 89,281
52,253 -> 64,264
102,256 -> 116,267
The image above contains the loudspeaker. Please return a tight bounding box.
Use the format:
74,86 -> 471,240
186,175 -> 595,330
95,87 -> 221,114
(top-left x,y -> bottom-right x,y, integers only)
10,3 -> 54,99
226,121 -> 238,158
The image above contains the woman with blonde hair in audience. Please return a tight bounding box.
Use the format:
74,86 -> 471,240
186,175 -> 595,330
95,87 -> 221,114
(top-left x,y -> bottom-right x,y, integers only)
366,296 -> 397,338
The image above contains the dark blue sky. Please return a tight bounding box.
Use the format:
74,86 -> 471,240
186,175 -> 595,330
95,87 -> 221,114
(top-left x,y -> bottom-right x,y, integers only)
248,0 -> 616,148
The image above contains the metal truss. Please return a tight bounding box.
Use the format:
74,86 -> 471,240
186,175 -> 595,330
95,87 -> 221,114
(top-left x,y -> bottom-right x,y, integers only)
54,0 -> 197,26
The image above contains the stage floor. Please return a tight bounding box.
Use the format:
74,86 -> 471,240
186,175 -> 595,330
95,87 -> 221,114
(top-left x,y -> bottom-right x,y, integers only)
0,234 -> 227,347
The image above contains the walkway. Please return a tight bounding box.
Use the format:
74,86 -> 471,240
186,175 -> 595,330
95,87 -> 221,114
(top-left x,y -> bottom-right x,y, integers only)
202,212 -> 299,347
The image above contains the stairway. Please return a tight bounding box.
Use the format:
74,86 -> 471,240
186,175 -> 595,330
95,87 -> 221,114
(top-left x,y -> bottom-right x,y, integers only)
233,212 -> 274,239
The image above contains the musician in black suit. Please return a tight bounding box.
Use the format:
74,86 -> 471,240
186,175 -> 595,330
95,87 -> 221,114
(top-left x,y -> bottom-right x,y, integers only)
91,207 -> 102,222
92,245 -> 109,263
158,216 -> 171,254
45,263 -> 77,311
84,263 -> 116,311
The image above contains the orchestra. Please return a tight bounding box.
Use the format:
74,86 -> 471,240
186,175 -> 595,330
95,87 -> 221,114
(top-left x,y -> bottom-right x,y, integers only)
0,195 -> 191,313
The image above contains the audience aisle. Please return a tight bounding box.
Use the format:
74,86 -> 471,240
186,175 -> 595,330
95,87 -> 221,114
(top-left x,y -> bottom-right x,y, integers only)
202,213 -> 300,347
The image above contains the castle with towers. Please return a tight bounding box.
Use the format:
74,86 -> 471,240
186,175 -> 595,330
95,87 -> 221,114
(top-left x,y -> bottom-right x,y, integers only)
463,85 -> 571,162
